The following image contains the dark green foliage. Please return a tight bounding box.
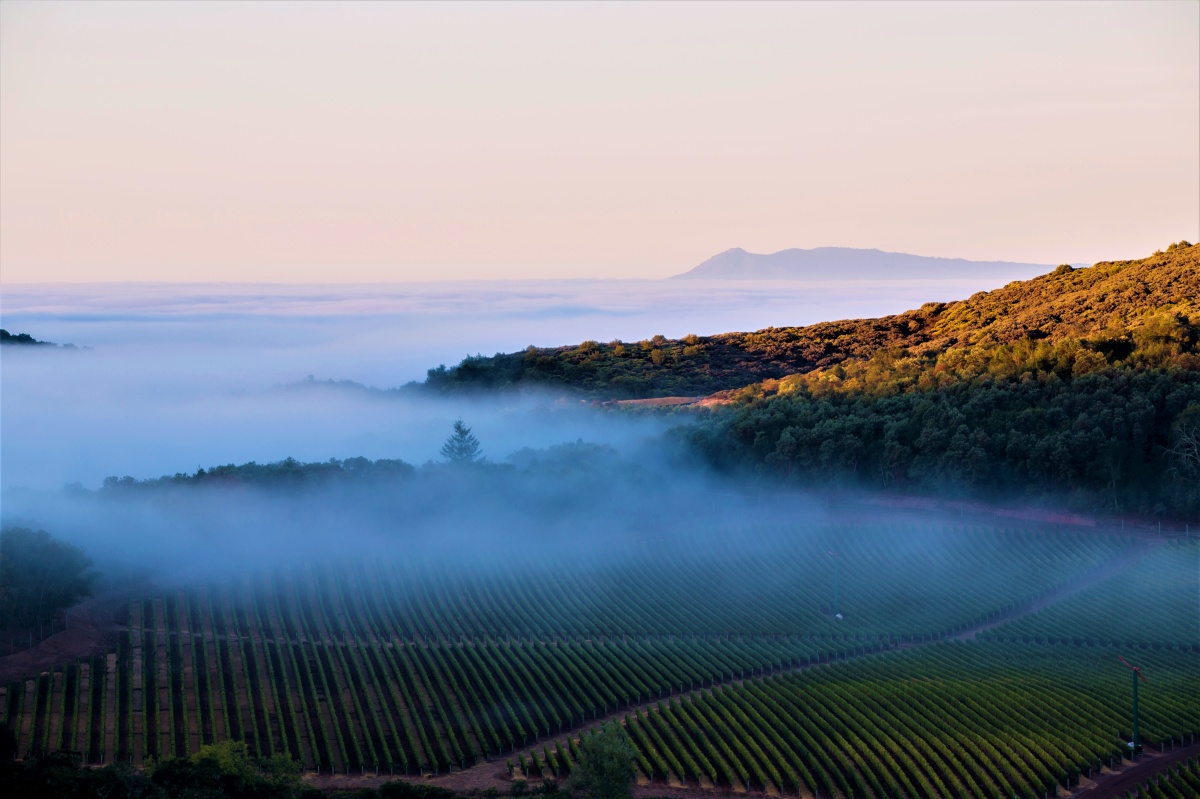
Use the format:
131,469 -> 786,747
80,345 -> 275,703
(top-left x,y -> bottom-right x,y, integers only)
0,722 -> 16,760
686,367 -> 1200,516
0,527 -> 98,629
102,456 -> 414,491
0,329 -> 52,346
0,329 -> 80,349
440,419 -> 483,464
0,742 -> 304,798
376,782 -> 457,799
594,643 -> 1200,798
421,333 -> 809,399
534,778 -> 561,796
566,723 -> 636,799
0,758 -> 472,791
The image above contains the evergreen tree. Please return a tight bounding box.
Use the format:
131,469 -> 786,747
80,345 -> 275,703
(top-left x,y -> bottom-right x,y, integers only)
440,419 -> 483,464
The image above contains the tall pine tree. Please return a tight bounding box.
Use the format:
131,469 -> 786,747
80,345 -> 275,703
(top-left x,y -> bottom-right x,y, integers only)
440,419 -> 483,464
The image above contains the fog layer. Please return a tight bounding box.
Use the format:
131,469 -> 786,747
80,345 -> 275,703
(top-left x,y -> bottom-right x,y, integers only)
2,278 -> 1021,490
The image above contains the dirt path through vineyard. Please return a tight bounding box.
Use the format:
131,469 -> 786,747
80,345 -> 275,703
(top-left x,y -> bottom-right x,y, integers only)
0,587 -> 138,684
950,541 -> 1158,641
1068,740 -> 1200,798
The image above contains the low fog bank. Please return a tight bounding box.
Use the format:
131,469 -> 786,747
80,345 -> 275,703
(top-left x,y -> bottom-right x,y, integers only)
2,278 -> 1025,491
2,355 -> 671,491
0,441 -> 834,588
1,277 -> 1081,591
2,278 -> 1042,384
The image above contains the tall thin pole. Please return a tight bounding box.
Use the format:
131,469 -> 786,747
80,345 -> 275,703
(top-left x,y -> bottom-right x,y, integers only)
1131,670 -> 1140,755
833,558 -> 839,616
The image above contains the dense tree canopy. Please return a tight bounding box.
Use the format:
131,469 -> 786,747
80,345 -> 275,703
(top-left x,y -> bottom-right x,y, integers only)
0,527 -> 98,630
566,723 -> 637,799
0,329 -> 51,346
683,367 -> 1200,517
102,456 -> 415,491
0,328 -> 80,348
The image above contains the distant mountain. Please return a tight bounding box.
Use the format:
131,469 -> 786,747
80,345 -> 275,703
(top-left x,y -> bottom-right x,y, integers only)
672,246 -> 1056,280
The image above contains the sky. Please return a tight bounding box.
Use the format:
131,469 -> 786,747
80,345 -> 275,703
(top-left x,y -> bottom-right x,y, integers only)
1,0 -> 1197,283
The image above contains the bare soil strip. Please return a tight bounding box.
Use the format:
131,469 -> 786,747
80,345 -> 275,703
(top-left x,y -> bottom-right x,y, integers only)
103,652 -> 118,763
16,679 -> 35,758
199,587 -> 228,744
0,587 -> 134,684
265,581 -> 316,768
1067,741 -> 1200,799
48,670 -> 64,754
222,588 -> 256,756
154,598 -> 172,759
178,590 -> 201,755
130,601 -> 145,763
240,579 -> 283,756
73,664 -> 89,760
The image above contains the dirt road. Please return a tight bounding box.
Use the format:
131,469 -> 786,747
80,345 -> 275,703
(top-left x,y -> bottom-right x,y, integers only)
0,588 -> 135,683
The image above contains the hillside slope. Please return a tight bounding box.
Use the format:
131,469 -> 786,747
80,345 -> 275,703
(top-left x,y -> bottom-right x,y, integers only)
682,242 -> 1200,517
423,244 -> 1199,399
673,246 -> 1052,280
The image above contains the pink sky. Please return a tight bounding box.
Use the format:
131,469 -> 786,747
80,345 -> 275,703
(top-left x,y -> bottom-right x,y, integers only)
1,1 -> 1197,282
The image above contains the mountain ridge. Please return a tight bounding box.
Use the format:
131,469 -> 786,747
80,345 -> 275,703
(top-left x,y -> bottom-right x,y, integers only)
673,246 -> 1059,280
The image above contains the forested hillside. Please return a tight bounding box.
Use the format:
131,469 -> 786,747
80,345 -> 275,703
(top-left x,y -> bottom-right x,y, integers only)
686,244 -> 1200,516
424,244 -> 1200,516
423,244 -> 1198,399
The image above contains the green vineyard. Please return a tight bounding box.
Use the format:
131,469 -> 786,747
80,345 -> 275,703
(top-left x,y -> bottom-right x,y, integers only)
982,540 -> 1200,649
3,525 -> 1198,799
1120,756 -> 1200,799
542,643 -> 1200,799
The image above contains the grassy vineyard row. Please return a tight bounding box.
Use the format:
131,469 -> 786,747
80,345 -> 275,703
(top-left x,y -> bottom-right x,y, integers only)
2,523 -> 1192,799
982,540 -> 1200,650
2,582 -> 878,771
204,525 -> 1132,644
1121,756 -> 1200,799
534,643 -> 1200,799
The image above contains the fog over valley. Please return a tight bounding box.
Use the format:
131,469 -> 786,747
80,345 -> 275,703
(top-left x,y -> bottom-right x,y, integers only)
2,3 -> 1197,794
1,276 -> 1024,491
